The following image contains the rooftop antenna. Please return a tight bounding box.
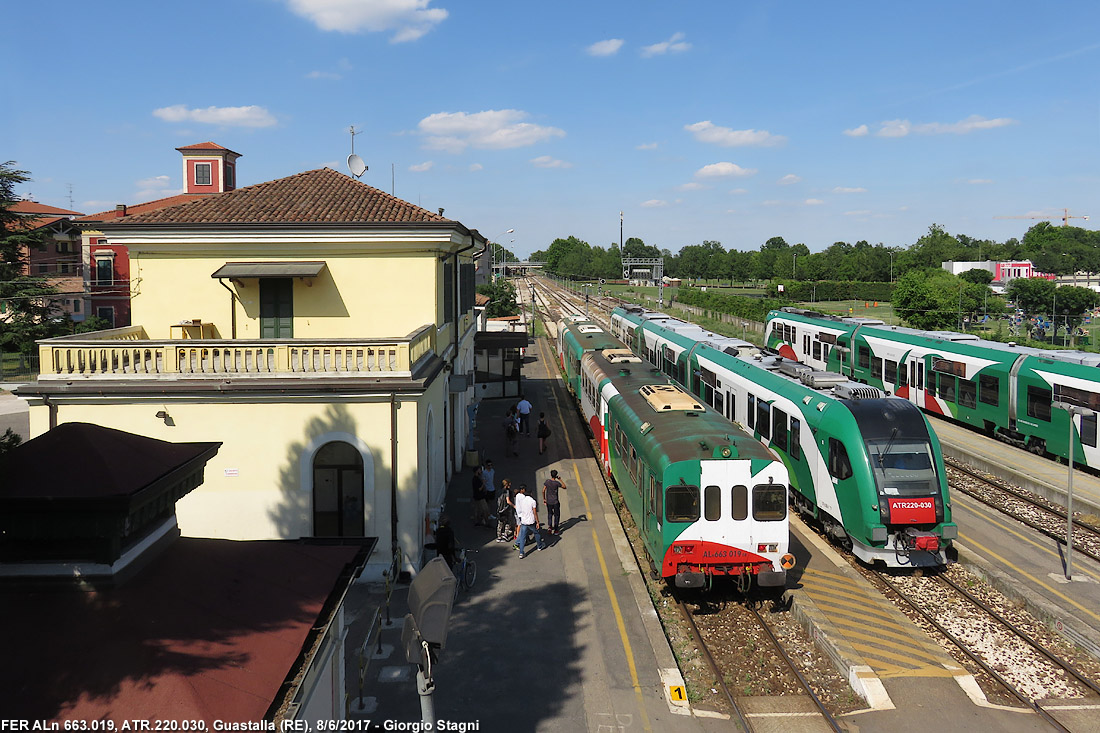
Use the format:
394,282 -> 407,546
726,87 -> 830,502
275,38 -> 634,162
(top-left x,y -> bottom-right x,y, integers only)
347,125 -> 367,179
67,184 -> 74,210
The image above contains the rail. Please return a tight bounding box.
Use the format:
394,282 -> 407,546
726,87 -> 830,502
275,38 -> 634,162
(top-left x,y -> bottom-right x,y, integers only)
36,325 -> 435,379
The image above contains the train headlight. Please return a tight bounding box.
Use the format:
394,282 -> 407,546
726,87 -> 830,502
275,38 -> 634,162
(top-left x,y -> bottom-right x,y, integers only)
720,446 -> 732,458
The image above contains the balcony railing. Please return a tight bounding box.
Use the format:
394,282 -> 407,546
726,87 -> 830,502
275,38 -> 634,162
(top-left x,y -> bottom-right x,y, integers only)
37,324 -> 436,379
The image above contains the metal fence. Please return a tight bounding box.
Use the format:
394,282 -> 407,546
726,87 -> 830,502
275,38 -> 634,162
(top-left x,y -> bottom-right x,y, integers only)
0,353 -> 40,381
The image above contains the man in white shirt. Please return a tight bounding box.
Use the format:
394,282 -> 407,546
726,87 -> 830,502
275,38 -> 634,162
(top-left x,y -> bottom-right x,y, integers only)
512,484 -> 546,558
516,395 -> 533,436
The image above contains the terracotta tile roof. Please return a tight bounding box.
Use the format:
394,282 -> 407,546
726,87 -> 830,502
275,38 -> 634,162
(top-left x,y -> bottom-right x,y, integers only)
77,194 -> 206,222
8,214 -> 66,231
10,200 -> 83,217
176,141 -> 241,156
109,168 -> 453,226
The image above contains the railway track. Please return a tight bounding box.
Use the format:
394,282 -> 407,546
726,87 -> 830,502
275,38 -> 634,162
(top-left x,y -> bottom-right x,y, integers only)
946,458 -> 1100,564
672,593 -> 843,732
862,566 -> 1100,731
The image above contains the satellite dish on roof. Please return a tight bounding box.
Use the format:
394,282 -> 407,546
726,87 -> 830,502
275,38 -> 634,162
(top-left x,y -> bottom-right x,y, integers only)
348,154 -> 368,179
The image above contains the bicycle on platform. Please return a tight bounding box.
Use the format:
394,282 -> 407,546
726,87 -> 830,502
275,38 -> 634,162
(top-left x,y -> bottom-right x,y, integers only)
454,547 -> 477,592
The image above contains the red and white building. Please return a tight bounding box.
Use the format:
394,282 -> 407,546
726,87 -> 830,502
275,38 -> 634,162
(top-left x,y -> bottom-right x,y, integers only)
75,142 -> 239,326
7,200 -> 85,321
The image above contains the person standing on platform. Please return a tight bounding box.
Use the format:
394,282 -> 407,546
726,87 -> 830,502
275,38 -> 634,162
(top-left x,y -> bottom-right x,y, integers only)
516,394 -> 533,437
536,413 -> 552,455
496,478 -> 516,542
504,411 -> 520,456
542,469 -> 566,535
482,459 -> 497,516
512,484 -> 545,558
471,465 -> 489,526
433,515 -> 456,568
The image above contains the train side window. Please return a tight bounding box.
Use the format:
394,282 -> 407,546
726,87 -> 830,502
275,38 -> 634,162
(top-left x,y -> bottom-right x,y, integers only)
747,394 -> 756,429
790,418 -> 801,460
958,379 -> 977,408
940,376 -> 956,403
731,485 -> 748,520
858,346 -> 871,369
666,485 -> 700,522
898,361 -> 908,387
772,408 -> 788,452
917,363 -> 924,390
1082,414 -> 1098,448
714,391 -> 724,415
756,399 -> 771,438
803,334 -> 810,354
927,371 -> 938,398
727,392 -> 735,422
979,374 -> 1000,406
1026,385 -> 1052,422
885,360 -> 898,385
629,447 -> 639,481
872,358 -> 883,380
704,485 -> 722,521
828,438 -> 853,480
752,484 -> 788,521
823,343 -> 831,361
813,341 -> 821,361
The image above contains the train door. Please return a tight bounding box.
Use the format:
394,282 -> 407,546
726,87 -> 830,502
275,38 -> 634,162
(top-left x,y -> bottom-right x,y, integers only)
700,460 -> 730,547
907,354 -> 925,407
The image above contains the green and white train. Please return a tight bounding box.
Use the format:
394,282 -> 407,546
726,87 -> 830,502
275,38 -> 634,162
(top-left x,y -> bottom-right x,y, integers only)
766,307 -> 1100,468
557,317 -> 794,589
612,306 -> 956,568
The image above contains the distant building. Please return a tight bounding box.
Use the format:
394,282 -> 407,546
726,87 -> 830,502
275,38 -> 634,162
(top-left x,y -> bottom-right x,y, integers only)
942,259 -> 1055,292
7,200 -> 85,321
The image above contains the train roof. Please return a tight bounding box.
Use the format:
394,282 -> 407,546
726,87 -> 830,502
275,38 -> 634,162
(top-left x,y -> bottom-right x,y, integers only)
583,349 -> 775,466
772,308 -> 1100,368
616,307 -> 756,355
560,319 -> 623,351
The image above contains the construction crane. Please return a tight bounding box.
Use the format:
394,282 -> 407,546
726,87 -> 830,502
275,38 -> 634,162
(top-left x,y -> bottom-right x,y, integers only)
994,208 -> 1090,226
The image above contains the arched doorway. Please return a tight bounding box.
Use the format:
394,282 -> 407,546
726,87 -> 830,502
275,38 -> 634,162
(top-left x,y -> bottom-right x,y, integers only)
312,441 -> 364,536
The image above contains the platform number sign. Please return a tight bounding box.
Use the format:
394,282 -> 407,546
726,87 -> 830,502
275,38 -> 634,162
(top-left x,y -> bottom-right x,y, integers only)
669,685 -> 686,702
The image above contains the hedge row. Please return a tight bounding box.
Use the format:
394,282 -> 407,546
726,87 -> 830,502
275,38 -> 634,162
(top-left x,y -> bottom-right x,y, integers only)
674,287 -> 785,322
769,280 -> 895,302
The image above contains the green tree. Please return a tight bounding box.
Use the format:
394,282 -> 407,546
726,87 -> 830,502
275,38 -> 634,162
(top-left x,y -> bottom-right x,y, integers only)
893,270 -> 985,330
1,162 -> 67,354
476,279 -> 519,317
1051,285 -> 1100,334
958,268 -> 994,285
1005,277 -> 1055,317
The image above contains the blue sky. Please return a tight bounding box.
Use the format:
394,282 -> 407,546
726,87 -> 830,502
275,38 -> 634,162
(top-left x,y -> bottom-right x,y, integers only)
6,1 -> 1099,258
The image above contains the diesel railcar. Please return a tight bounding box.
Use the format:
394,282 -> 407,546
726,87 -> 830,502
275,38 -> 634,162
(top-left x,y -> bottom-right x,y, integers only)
612,306 -> 955,568
557,320 -> 794,589
767,308 -> 1100,469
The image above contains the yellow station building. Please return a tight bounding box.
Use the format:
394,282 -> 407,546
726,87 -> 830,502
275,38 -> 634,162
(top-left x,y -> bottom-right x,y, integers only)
18,144 -> 487,575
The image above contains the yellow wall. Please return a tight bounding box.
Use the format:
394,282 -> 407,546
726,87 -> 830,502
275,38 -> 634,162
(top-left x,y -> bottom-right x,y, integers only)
25,387 -> 446,565
130,251 -> 442,340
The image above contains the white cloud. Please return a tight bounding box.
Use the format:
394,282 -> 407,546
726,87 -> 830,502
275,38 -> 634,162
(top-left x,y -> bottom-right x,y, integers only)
284,0 -> 447,42
153,104 -> 277,127
409,161 -> 434,172
695,162 -> 757,179
685,121 -> 786,147
870,115 -> 1016,138
468,163 -> 483,172
636,142 -> 658,150
531,155 -> 572,168
778,174 -> 801,185
641,32 -> 691,57
642,199 -> 669,208
729,188 -> 748,195
832,186 -> 867,193
843,124 -> 869,137
967,178 -> 993,184
418,110 -> 565,153
587,38 -> 624,56
805,198 -> 825,205
134,175 -> 180,200
676,182 -> 705,191
877,119 -> 911,138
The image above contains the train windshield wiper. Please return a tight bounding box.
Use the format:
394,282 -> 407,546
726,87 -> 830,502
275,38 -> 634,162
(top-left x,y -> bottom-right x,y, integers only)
878,427 -> 899,468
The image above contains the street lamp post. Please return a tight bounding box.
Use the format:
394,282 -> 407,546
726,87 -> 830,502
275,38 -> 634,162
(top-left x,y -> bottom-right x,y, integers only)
1051,401 -> 1094,580
494,229 -> 514,280
889,252 -> 894,283
792,253 -> 798,279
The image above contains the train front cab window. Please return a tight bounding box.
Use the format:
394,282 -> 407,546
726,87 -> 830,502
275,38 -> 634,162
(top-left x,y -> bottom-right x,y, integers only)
704,485 -> 721,521
753,485 -> 787,521
666,485 -> 700,522
731,485 -> 748,520
828,438 -> 853,480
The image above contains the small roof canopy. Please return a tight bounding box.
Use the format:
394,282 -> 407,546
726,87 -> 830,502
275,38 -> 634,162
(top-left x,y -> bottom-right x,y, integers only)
211,261 -> 326,279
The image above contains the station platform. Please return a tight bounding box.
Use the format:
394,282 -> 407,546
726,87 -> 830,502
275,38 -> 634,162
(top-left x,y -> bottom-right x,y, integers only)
341,336 -> 733,732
